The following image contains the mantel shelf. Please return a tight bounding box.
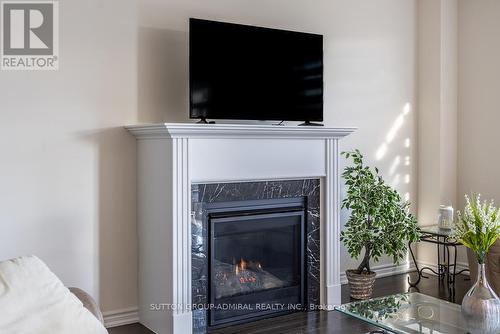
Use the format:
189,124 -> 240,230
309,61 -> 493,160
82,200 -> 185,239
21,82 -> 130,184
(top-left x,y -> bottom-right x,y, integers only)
125,123 -> 356,139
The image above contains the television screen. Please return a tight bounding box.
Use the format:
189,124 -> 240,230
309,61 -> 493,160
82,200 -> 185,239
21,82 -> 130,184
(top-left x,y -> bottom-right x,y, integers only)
189,18 -> 323,122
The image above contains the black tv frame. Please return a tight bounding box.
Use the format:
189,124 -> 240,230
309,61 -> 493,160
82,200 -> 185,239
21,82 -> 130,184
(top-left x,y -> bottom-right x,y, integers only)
189,18 -> 324,125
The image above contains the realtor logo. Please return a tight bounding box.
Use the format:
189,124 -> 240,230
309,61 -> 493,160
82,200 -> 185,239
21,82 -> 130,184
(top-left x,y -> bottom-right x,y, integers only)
1,1 -> 58,70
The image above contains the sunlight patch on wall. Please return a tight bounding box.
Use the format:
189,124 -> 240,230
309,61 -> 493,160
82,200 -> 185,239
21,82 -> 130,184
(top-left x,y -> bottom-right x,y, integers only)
375,103 -> 412,162
374,102 -> 413,211
386,114 -> 405,143
376,143 -> 388,160
405,138 -> 411,148
403,102 -> 411,115
392,174 -> 400,187
389,156 -> 401,175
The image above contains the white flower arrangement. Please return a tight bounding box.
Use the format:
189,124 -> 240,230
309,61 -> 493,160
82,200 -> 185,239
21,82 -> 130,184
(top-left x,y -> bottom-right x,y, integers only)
455,194 -> 500,264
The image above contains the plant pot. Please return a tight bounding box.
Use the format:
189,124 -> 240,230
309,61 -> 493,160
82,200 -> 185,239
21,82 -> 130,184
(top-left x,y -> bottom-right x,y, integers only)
346,269 -> 376,300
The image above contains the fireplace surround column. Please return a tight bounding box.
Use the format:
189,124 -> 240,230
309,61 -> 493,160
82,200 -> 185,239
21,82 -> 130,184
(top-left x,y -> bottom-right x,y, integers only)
171,137 -> 192,333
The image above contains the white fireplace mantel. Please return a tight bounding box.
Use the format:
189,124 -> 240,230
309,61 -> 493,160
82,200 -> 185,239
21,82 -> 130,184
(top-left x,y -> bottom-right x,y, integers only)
127,123 -> 355,139
126,123 -> 355,334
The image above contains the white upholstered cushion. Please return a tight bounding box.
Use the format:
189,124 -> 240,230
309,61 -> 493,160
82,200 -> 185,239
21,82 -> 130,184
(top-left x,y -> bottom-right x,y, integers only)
0,256 -> 108,334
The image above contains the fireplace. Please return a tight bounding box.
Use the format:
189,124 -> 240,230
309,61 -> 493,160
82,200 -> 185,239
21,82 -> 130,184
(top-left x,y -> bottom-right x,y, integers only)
128,123 -> 351,334
207,198 -> 305,326
191,179 -> 321,332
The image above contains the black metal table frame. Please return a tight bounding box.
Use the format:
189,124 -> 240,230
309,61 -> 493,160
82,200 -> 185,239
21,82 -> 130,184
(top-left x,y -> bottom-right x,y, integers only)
407,230 -> 469,296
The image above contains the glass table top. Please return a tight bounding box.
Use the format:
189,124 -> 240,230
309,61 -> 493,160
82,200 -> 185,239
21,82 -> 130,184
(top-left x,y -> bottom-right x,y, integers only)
420,224 -> 455,237
335,293 -> 469,334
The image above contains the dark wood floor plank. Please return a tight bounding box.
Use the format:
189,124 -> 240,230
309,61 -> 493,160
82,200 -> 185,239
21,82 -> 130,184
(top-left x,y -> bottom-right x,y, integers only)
108,323 -> 153,334
109,273 -> 472,334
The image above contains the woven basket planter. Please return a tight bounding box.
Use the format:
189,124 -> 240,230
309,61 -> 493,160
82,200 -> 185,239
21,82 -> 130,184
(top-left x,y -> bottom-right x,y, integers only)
346,269 -> 377,300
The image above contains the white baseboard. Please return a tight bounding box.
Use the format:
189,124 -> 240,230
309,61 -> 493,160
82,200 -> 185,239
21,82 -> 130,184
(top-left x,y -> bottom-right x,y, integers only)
103,307 -> 139,328
325,283 -> 342,307
340,261 -> 415,284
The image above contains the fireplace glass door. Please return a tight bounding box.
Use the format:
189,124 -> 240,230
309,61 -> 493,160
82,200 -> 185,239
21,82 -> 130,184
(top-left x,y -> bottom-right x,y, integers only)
209,207 -> 305,326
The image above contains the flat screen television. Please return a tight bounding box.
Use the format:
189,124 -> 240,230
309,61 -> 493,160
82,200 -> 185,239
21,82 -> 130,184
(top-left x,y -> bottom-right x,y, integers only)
189,18 -> 324,123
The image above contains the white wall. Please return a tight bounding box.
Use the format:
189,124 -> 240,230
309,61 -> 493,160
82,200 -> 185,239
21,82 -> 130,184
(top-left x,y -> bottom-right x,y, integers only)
416,0 -> 500,272
417,0 -> 442,233
0,0 -> 138,313
458,0 -> 500,211
416,0 -> 461,266
440,0 -> 458,208
139,0 -> 418,274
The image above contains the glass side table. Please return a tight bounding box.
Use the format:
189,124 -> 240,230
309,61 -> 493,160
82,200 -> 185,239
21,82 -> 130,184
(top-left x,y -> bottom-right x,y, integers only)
408,225 -> 469,298
335,292 -> 469,334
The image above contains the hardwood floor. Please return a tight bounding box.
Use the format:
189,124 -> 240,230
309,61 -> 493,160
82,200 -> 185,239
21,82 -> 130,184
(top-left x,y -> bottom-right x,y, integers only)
108,323 -> 153,334
108,272 -> 472,334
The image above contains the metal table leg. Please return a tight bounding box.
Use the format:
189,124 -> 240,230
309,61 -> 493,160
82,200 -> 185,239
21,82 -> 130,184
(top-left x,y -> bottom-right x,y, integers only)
408,229 -> 471,293
408,240 -> 422,287
438,236 -> 449,280
437,237 -> 443,280
446,243 -> 456,302
408,236 -> 458,288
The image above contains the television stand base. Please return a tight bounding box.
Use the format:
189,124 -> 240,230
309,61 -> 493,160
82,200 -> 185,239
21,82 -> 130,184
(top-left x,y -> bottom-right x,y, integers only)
298,121 -> 324,126
197,118 -> 216,124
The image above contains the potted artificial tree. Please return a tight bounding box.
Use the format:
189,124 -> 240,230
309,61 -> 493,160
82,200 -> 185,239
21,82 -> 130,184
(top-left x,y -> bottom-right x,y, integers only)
340,150 -> 420,299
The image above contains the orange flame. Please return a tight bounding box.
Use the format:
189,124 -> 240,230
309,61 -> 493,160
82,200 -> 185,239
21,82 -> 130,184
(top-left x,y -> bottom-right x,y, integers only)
235,258 -> 248,275
239,258 -> 247,270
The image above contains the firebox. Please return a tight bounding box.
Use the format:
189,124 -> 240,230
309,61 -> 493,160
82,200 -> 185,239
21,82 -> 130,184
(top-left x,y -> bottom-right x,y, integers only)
206,198 -> 306,327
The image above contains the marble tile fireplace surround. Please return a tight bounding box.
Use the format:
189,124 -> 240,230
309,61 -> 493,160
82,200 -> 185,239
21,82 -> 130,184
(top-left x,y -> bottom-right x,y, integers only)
191,179 -> 320,332
126,123 -> 354,334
